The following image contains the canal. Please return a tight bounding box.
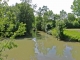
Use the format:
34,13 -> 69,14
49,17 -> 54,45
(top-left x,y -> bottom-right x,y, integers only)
2,31 -> 80,60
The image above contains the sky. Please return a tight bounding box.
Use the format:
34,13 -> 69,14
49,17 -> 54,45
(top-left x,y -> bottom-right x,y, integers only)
8,0 -> 74,14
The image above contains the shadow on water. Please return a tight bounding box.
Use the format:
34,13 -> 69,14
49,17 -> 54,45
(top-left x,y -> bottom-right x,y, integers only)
32,31 -> 46,40
14,31 -> 42,40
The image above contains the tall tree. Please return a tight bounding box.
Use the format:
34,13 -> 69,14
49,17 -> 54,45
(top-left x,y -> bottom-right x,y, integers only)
54,14 -> 60,20
36,6 -> 49,31
36,7 -> 43,30
68,13 -> 75,21
16,2 -> 34,35
71,0 -> 80,16
60,10 -> 67,20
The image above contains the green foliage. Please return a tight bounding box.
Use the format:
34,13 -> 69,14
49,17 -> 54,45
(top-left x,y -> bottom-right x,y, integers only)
36,6 -> 49,31
52,28 -> 57,37
71,0 -> 80,16
17,2 -> 34,35
46,23 -> 52,30
68,13 -> 75,21
36,6 -> 54,31
52,20 -> 65,40
0,1 -> 35,38
73,20 -> 80,28
60,10 -> 67,20
11,22 -> 26,38
64,29 -> 80,41
0,6 -> 26,38
64,19 -> 80,28
0,39 -> 17,60
54,14 -> 60,20
0,2 -> 18,58
36,16 -> 42,30
64,20 -> 73,28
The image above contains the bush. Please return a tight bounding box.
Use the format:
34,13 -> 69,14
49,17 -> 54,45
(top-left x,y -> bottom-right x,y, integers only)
64,20 -> 74,28
52,20 -> 65,40
46,24 -> 52,31
11,22 -> 26,38
73,20 -> 80,28
64,19 -> 80,28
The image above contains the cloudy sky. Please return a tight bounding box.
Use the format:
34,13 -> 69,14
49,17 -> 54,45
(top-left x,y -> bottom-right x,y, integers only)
8,0 -> 74,14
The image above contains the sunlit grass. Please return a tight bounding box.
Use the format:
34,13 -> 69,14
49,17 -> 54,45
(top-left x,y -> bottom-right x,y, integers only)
64,29 -> 80,41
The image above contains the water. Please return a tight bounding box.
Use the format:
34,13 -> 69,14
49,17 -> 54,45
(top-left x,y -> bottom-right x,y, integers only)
2,31 -> 80,60
33,38 -> 74,60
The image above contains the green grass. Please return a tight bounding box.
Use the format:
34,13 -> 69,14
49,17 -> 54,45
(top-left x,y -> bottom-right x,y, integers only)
64,29 -> 80,41
51,28 -> 57,36
52,28 -> 80,42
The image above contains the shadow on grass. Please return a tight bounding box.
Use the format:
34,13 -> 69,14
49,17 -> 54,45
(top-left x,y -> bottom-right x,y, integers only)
60,35 -> 79,42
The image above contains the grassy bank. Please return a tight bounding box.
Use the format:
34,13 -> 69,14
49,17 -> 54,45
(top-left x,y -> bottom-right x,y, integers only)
52,28 -> 80,42
64,29 -> 80,42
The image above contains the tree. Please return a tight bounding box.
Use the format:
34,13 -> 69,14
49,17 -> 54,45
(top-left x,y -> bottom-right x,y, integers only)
36,7 -> 44,31
68,13 -> 75,21
0,1 -> 17,60
71,0 -> 80,16
16,2 -> 34,35
36,6 -> 55,31
56,20 -> 65,40
0,1 -> 26,38
42,8 -> 49,31
64,13 -> 76,28
54,14 -> 60,20
43,10 -> 55,30
60,10 -> 67,20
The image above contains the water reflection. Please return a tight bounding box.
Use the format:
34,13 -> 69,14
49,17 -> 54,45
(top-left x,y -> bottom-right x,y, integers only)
32,38 -> 36,42
32,33 -> 75,60
34,42 -> 74,60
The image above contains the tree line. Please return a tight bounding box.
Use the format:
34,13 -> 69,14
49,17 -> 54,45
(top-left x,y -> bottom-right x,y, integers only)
0,0 -> 80,38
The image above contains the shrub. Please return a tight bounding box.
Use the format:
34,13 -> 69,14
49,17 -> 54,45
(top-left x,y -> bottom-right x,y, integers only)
11,22 -> 26,38
52,20 -> 65,40
73,20 -> 80,28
